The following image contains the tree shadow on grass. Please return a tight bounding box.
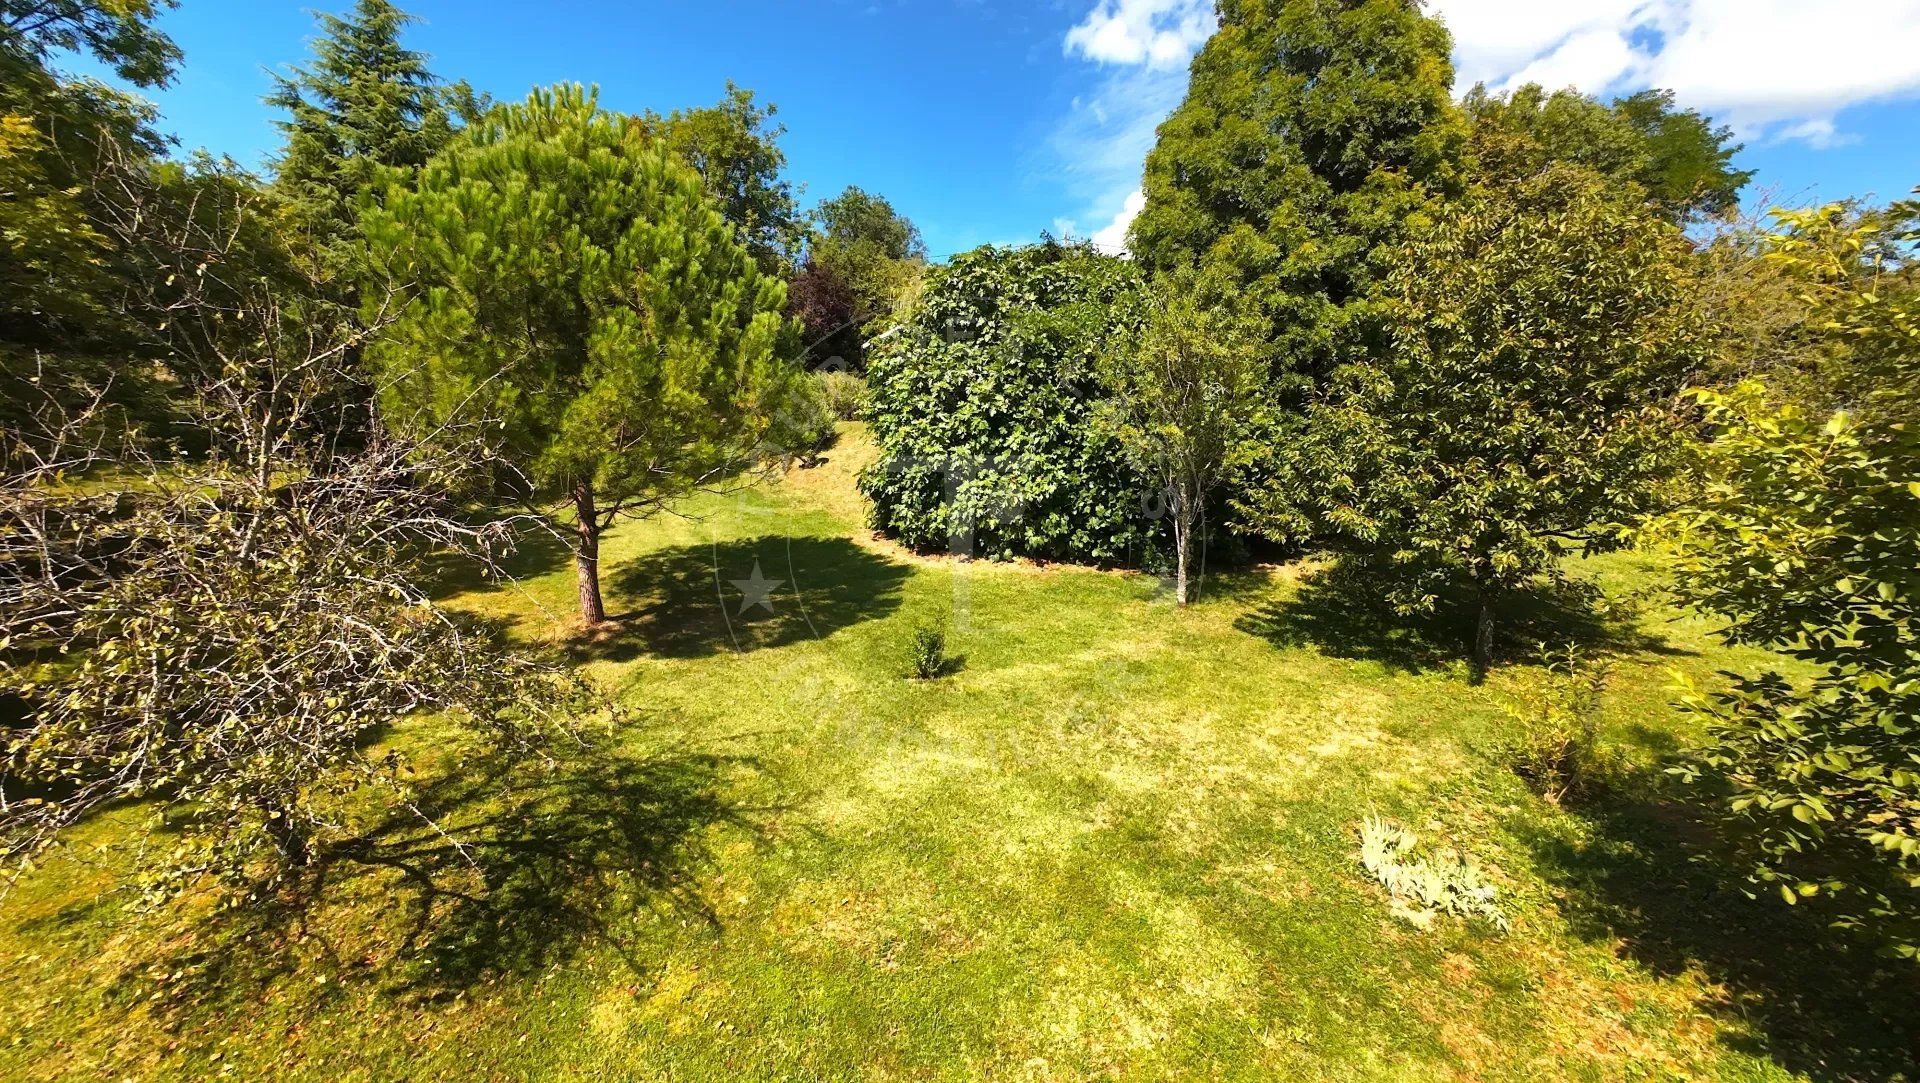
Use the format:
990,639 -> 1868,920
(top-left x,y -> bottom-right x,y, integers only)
1235,558 -> 1686,676
580,535 -> 912,662
1524,790 -> 1920,1081
113,738 -> 761,1017
422,523 -> 576,602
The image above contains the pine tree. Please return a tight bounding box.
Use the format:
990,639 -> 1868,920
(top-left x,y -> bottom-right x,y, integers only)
1131,0 -> 1465,396
361,85 -> 799,625
266,0 -> 461,271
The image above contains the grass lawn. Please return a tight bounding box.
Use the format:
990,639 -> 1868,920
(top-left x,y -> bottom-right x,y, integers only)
3,424 -> 1915,1081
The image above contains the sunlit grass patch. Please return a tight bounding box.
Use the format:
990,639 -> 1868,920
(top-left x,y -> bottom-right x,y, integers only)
3,425 -> 1914,1081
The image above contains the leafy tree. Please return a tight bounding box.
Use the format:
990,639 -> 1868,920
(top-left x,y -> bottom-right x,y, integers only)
860,241 -> 1151,565
1753,199 -> 1919,413
1097,278 -> 1266,605
1259,166 -> 1710,665
0,0 -> 179,88
1131,0 -> 1466,397
639,82 -> 798,274
795,185 -> 926,367
786,256 -> 862,368
1464,83 -> 1751,223
362,85 -> 797,625
0,157 -> 580,897
1667,196 -> 1920,956
1,1 -> 175,428
1616,89 -> 1752,220
267,0 -> 471,275
811,184 -> 924,265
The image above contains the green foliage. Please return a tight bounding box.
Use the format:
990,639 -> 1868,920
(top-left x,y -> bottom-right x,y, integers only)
0,103 -> 113,342
815,369 -> 868,421
267,0 -> 472,278
0,0 -> 180,88
905,625 -> 949,680
640,82 -> 799,274
1464,84 -> 1751,222
769,368 -> 837,465
1132,0 -> 1466,393
1669,388 -> 1920,955
1665,201 -> 1920,954
1498,649 -> 1621,806
1615,89 -> 1752,221
794,186 -> 925,368
811,184 -> 924,265
0,3 -> 189,436
1757,198 -> 1920,413
1097,276 -> 1267,604
363,84 -> 797,620
860,241 -> 1152,564
1253,166 -> 1709,659
1358,816 -> 1508,931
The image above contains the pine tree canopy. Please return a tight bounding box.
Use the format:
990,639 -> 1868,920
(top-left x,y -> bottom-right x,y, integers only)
267,0 -> 456,256
362,83 -> 798,522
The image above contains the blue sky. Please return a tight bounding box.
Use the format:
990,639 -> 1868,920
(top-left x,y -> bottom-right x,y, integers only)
68,0 -> 1920,260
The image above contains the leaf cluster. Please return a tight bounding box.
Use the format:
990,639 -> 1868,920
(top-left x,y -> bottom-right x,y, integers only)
859,241 -> 1153,564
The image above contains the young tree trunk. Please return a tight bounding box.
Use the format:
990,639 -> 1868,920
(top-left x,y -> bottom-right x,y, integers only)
572,479 -> 606,625
1474,587 -> 1497,671
260,799 -> 311,868
1172,486 -> 1193,607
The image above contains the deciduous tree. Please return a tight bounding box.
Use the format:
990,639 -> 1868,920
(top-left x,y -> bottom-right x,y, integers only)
860,241 -> 1150,564
1098,278 -> 1265,605
1,0 -> 176,429
1260,166 -> 1709,665
639,82 -> 799,275
795,185 -> 925,367
1667,194 -> 1920,956
0,154 -> 580,898
1131,0 -> 1466,396
1464,83 -> 1751,223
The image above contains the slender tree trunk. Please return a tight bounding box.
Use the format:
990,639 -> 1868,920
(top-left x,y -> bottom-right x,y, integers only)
572,479 -> 606,625
1172,485 -> 1193,607
261,799 -> 311,869
1474,585 -> 1497,672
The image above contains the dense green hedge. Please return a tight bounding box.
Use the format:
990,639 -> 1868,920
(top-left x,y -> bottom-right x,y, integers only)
858,241 -> 1154,564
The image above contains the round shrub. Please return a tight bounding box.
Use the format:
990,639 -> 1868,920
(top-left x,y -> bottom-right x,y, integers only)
859,241 -> 1153,564
815,369 -> 868,421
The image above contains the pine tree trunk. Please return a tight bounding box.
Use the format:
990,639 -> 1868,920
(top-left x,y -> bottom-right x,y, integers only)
573,480 -> 606,625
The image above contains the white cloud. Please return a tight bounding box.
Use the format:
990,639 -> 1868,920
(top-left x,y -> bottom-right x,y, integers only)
1064,0 -> 1215,70
1427,0 -> 1654,90
1053,0 -> 1920,251
1090,189 -> 1147,254
1052,0 -> 1214,254
1495,26 -> 1640,99
1429,0 -> 1920,142
1047,52 -> 1192,253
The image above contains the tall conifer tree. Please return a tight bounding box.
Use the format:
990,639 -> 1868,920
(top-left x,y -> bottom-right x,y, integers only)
267,0 -> 465,272
1131,0 -> 1465,397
